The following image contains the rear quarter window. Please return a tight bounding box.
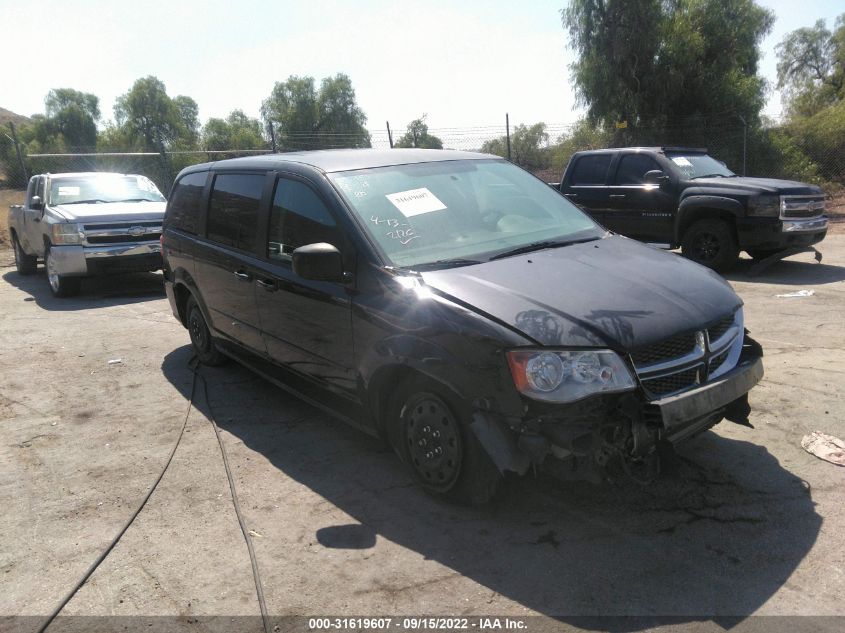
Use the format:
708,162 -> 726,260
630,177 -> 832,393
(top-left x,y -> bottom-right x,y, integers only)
166,172 -> 207,234
570,154 -> 612,185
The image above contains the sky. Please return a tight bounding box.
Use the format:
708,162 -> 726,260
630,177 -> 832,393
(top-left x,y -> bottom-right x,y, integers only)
2,0 -> 843,135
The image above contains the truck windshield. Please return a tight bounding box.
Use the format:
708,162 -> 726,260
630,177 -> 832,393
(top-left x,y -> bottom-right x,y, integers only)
329,159 -> 602,269
665,152 -> 735,179
50,174 -> 166,205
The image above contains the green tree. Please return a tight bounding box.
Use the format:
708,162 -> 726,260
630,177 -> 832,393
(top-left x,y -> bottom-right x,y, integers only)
113,76 -> 197,152
202,110 -> 266,151
43,88 -> 101,149
262,73 -> 370,150
394,115 -> 443,149
550,119 -> 613,172
479,123 -> 551,171
776,15 -> 845,117
562,0 -> 774,130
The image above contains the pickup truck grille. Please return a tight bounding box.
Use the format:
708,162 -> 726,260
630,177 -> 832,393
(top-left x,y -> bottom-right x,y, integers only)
780,195 -> 825,220
631,310 -> 743,399
82,221 -> 162,246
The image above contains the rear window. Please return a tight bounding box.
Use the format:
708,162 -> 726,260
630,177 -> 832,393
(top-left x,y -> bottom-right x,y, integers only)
206,173 -> 264,252
166,172 -> 207,234
570,154 -> 612,185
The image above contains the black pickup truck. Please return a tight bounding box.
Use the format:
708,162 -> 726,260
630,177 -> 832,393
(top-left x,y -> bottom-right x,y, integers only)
558,147 -> 828,271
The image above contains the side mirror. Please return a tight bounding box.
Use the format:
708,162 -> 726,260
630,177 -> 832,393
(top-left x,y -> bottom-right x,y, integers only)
30,195 -> 44,211
643,170 -> 670,186
292,243 -> 345,282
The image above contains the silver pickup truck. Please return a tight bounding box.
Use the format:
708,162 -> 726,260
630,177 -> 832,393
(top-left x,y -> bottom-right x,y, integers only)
9,172 -> 166,297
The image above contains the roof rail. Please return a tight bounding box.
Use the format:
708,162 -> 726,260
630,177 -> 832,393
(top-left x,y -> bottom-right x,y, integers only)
660,146 -> 708,153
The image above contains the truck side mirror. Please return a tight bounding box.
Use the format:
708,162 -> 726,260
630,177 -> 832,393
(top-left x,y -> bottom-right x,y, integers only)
292,243 -> 345,282
644,170 -> 670,186
30,195 -> 44,211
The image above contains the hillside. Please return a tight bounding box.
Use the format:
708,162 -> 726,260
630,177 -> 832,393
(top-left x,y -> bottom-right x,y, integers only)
0,107 -> 31,128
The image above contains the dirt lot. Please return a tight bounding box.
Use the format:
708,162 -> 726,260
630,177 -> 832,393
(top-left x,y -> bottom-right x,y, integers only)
0,235 -> 843,632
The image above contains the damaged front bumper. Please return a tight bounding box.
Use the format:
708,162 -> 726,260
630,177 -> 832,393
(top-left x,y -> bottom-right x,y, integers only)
472,335 -> 764,482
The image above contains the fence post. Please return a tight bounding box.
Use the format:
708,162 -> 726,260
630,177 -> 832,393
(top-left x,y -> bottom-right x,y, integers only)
505,113 -> 511,161
8,122 -> 28,186
386,121 -> 393,148
737,114 -> 747,176
268,121 -> 278,153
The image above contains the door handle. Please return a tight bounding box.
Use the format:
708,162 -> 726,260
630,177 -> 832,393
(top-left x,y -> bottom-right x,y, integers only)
256,278 -> 277,292
609,194 -> 626,199
233,270 -> 253,282
565,193 -> 578,198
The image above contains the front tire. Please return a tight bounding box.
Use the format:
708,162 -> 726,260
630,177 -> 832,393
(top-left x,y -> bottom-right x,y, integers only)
390,378 -> 500,505
12,234 -> 37,275
681,219 -> 739,272
186,295 -> 225,366
45,245 -> 81,297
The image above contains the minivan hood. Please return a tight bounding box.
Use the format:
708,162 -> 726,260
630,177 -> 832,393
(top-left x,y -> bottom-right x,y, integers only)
687,176 -> 822,196
50,201 -> 166,222
421,235 -> 741,350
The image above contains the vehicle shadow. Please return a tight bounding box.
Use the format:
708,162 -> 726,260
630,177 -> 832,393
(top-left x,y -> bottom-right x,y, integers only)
2,268 -> 165,311
161,346 -> 821,627
726,255 -> 845,286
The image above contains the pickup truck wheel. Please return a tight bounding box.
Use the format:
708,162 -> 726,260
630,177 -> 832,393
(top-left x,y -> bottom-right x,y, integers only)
45,246 -> 81,297
390,378 -> 500,505
186,296 -> 225,366
681,219 -> 739,272
12,235 -> 37,275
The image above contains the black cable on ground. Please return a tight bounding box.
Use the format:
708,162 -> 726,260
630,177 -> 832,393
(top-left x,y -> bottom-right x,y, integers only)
36,357 -> 200,633
199,371 -> 272,633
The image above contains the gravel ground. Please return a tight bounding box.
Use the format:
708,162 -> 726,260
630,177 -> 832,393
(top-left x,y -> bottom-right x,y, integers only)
0,236 -> 843,633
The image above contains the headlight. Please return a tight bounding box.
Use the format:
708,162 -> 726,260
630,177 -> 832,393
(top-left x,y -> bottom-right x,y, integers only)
51,223 -> 82,245
507,349 -> 636,403
748,194 -> 780,217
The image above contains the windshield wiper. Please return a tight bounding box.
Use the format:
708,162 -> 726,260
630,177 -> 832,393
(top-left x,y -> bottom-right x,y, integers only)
118,198 -> 156,202
410,258 -> 483,271
60,199 -> 110,205
488,235 -> 601,261
691,173 -> 730,179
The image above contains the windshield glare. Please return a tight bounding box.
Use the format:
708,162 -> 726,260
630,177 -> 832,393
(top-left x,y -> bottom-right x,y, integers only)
666,153 -> 735,179
330,159 -> 602,268
50,174 -> 166,205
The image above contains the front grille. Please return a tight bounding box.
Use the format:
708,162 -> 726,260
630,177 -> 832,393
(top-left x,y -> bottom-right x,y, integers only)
781,195 -> 825,219
707,315 -> 735,343
83,221 -> 161,230
709,348 -> 730,372
87,233 -> 161,244
641,366 -> 701,397
630,332 -> 697,366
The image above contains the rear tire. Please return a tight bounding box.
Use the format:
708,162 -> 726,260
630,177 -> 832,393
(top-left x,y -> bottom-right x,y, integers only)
12,234 -> 37,276
681,219 -> 739,272
186,295 -> 226,366
45,245 -> 81,297
389,377 -> 501,505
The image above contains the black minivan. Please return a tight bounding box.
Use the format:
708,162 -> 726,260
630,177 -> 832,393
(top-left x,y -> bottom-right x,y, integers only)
162,149 -> 763,504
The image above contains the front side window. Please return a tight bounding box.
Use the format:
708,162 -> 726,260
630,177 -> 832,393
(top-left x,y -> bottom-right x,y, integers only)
50,174 -> 165,205
614,154 -> 661,185
330,159 -> 601,269
207,173 -> 264,252
268,178 -> 339,261
166,172 -> 207,234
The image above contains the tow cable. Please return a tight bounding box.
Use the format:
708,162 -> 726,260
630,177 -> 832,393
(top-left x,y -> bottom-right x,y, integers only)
36,358 -> 272,633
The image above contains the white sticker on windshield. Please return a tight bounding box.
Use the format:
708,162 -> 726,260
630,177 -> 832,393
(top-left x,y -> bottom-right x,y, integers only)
671,157 -> 693,167
385,188 -> 447,217
58,186 -> 80,196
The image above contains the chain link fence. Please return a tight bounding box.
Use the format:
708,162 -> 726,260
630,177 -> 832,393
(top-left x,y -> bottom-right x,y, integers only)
2,120 -> 844,196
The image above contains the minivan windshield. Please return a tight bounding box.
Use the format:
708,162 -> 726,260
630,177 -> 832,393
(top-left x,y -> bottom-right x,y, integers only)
50,174 -> 166,205
665,152 -> 735,180
329,159 -> 603,268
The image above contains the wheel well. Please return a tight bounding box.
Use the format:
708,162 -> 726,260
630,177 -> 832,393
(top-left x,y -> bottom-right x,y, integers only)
368,365 -> 420,439
678,209 -> 737,243
173,283 -> 192,327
